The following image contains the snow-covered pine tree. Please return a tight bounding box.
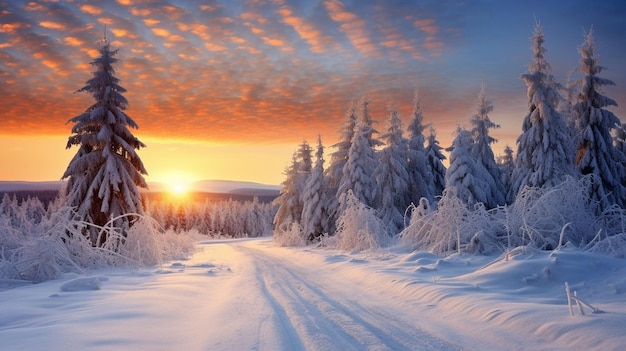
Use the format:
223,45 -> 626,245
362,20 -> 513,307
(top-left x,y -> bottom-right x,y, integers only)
497,145 -> 515,203
325,102 -> 358,234
445,127 -> 492,207
63,35 -> 148,247
470,85 -> 505,208
375,105 -> 410,235
425,126 -> 446,199
359,96 -> 383,150
560,72 -> 579,137
302,135 -> 330,241
273,141 -> 313,234
510,23 -> 574,199
573,28 -> 626,210
406,91 -> 435,205
337,121 -> 379,214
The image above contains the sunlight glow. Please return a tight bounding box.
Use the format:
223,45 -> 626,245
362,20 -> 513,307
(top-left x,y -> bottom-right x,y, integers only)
169,181 -> 189,196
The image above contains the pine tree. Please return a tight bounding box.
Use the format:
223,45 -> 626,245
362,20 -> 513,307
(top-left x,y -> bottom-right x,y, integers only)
325,102 -> 358,234
375,105 -> 410,234
406,91 -> 434,205
272,141 -> 312,232
63,35 -> 148,247
337,121 -> 379,213
510,23 -> 574,199
425,126 -> 446,199
302,135 -> 329,241
497,145 -> 515,203
470,85 -> 505,208
445,127 -> 492,207
358,96 -> 384,151
560,72 -> 579,137
573,28 -> 625,209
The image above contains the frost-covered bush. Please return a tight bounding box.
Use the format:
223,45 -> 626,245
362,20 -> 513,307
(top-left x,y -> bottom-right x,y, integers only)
0,206 -> 195,282
273,222 -> 306,247
329,191 -> 388,252
401,189 -> 504,255
401,176 -> 626,256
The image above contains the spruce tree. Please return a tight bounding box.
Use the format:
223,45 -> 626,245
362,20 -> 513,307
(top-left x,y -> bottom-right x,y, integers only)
445,127 -> 492,207
63,35 -> 148,247
425,126 -> 447,199
573,29 -> 625,209
498,145 -> 515,203
337,121 -> 379,213
375,105 -> 410,234
325,102 -> 357,234
406,91 -> 434,205
273,141 -> 312,232
302,136 -> 329,241
470,85 -> 505,208
510,23 -> 574,199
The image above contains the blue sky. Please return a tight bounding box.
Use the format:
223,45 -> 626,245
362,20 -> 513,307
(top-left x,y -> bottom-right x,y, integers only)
0,0 -> 624,184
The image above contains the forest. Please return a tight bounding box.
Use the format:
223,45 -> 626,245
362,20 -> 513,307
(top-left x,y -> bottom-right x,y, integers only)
272,24 -> 626,258
1,23 -> 626,286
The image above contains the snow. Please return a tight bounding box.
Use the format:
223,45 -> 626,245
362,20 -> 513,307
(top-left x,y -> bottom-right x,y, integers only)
1,238 -> 625,350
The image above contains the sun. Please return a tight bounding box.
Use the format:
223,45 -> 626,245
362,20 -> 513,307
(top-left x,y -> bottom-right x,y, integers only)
170,182 -> 188,196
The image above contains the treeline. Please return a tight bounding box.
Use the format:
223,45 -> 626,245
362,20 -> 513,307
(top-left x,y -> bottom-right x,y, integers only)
145,197 -> 276,238
273,25 -> 626,256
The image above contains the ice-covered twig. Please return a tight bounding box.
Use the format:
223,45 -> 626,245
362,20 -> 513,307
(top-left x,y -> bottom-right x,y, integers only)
565,282 -> 574,316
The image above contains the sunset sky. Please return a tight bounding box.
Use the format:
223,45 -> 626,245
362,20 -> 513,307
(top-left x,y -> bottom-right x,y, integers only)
1,0 -> 625,187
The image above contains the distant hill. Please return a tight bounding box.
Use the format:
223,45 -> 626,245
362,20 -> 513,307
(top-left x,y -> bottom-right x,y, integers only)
0,181 -> 65,192
0,179 -> 280,206
0,179 -> 280,194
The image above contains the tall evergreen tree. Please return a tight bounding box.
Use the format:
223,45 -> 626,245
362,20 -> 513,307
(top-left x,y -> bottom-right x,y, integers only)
560,72 -> 579,137
573,29 -> 625,209
302,136 -> 329,241
497,145 -> 515,203
272,141 -> 312,232
337,121 -> 379,213
445,128 -> 492,207
470,85 -> 505,208
425,126 -> 447,199
358,96 -> 383,149
375,105 -> 410,234
510,23 -> 574,199
406,91 -> 434,205
63,35 -> 148,247
325,102 -> 358,234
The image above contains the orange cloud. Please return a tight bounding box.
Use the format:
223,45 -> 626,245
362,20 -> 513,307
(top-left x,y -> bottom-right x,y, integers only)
24,2 -> 46,11
262,37 -> 285,47
80,4 -> 102,16
39,21 -> 66,30
414,19 -> 439,35
151,28 -> 170,37
64,37 -> 84,46
323,0 -> 378,57
130,8 -> 151,16
111,29 -> 129,37
143,19 -> 160,26
275,4 -> 336,54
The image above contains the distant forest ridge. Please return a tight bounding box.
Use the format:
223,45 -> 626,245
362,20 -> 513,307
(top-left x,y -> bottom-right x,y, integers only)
0,180 -> 280,206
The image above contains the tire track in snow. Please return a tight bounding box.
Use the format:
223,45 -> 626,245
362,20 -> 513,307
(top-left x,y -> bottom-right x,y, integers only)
238,242 -> 461,351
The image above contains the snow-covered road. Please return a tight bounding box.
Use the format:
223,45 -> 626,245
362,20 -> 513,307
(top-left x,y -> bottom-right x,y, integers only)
2,238 -> 626,350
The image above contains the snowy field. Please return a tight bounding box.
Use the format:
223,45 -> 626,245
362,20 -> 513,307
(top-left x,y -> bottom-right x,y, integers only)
1,238 -> 625,351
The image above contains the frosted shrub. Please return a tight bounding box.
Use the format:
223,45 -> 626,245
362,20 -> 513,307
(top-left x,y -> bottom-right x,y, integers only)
273,221 -> 306,247
401,189 -> 501,255
505,176 -> 598,249
0,207 -> 195,282
333,191 -> 387,252
401,176 -> 626,256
